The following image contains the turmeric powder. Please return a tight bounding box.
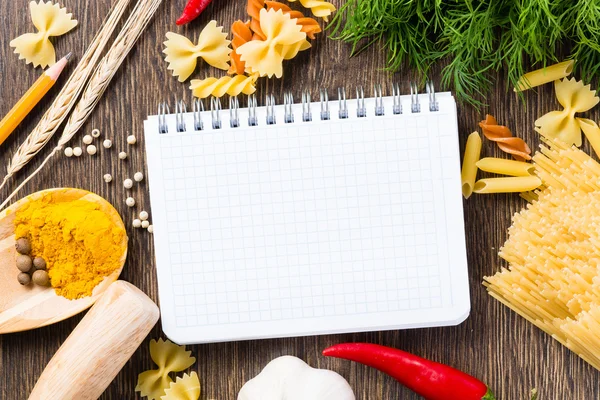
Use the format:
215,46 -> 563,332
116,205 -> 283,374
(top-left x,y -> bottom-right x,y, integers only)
14,193 -> 126,300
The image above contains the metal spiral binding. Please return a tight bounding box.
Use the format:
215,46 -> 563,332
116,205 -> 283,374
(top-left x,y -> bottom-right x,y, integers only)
338,87 -> 348,119
320,89 -> 330,120
284,92 -> 294,123
158,82 -> 440,133
193,98 -> 204,130
426,81 -> 439,112
302,91 -> 312,122
175,100 -> 186,132
211,97 -> 221,129
266,94 -> 276,125
229,96 -> 240,128
410,82 -> 421,113
356,86 -> 366,117
248,95 -> 258,126
374,84 -> 384,116
392,83 -> 402,115
158,102 -> 169,134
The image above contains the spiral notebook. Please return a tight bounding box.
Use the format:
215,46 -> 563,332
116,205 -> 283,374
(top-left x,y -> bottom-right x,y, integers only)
144,84 -> 470,344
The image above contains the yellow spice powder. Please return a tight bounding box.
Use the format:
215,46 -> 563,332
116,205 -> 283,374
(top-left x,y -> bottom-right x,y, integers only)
14,193 -> 125,299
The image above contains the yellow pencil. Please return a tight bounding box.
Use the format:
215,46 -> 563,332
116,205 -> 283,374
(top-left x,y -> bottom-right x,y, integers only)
0,52 -> 72,146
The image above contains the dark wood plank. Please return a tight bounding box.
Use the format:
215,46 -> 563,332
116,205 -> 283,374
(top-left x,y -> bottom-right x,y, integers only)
0,0 -> 599,399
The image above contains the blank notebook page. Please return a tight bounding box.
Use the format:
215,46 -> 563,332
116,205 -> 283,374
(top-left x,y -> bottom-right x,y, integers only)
145,92 -> 470,344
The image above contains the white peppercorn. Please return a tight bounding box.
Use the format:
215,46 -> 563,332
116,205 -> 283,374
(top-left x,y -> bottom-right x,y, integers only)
83,135 -> 93,144
103,174 -> 113,183
139,211 -> 149,221
73,147 -> 83,157
87,145 -> 97,155
141,220 -> 150,229
118,151 -> 127,160
134,172 -> 144,182
91,128 -> 101,138
126,197 -> 135,207
147,225 -> 154,233
133,219 -> 142,228
64,147 -> 73,157
127,135 -> 137,145
123,178 -> 133,189
103,139 -> 112,149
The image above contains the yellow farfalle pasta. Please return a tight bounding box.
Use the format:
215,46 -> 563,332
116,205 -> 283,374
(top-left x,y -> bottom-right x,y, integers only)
577,118 -> 600,158
190,75 -> 257,98
237,9 -> 308,78
135,339 -> 196,400
164,20 -> 231,82
10,1 -> 78,68
535,78 -> 599,146
288,0 -> 335,21
161,372 -> 201,400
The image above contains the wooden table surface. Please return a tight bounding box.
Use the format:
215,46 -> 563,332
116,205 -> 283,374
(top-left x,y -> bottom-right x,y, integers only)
1,1 -> 599,399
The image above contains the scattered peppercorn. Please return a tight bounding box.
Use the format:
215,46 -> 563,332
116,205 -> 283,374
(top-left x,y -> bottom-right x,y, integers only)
134,172 -> 144,182
83,135 -> 93,145
139,211 -> 149,221
16,254 -> 33,272
127,135 -> 137,145
126,197 -> 135,207
33,257 -> 46,270
141,220 -> 150,229
103,139 -> 112,148
124,178 -> 133,189
64,147 -> 74,157
104,174 -> 113,183
147,225 -> 154,233
15,237 -> 31,254
118,151 -> 127,160
87,145 -> 97,155
73,147 -> 83,157
32,270 -> 50,286
133,219 -> 142,228
91,128 -> 101,138
18,272 -> 31,286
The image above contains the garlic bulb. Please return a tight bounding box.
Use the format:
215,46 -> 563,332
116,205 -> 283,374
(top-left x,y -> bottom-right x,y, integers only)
237,356 -> 355,400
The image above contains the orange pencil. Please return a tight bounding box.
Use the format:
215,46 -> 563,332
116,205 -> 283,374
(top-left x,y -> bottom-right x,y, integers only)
0,52 -> 72,146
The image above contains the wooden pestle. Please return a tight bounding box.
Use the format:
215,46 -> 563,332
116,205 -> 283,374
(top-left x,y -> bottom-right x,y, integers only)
29,281 -> 159,400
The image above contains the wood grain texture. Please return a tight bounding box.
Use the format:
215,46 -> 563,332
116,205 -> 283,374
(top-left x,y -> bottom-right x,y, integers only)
0,0 -> 599,399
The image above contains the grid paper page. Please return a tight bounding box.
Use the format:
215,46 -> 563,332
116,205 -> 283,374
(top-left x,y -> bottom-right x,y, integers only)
145,93 -> 470,344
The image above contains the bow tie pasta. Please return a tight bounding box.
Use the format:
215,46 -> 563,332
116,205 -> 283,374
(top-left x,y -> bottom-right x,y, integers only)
10,1 -> 78,68
164,21 -> 231,82
237,9 -> 309,78
535,78 -> 599,146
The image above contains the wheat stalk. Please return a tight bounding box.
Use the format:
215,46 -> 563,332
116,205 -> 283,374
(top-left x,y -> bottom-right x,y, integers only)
0,0 -> 163,210
0,0 -> 131,192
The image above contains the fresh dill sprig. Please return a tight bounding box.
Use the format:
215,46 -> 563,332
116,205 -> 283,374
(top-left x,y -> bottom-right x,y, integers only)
329,0 -> 600,107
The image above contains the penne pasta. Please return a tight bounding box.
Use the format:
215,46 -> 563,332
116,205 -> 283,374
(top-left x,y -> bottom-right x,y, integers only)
577,118 -> 600,159
473,176 -> 542,194
514,60 -> 574,92
461,131 -> 482,199
476,157 -> 535,177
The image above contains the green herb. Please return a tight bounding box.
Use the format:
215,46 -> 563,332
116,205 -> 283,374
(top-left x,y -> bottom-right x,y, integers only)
329,0 -> 600,107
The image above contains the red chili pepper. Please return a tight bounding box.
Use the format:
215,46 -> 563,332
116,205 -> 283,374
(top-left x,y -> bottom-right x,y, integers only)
323,343 -> 495,400
176,0 -> 213,25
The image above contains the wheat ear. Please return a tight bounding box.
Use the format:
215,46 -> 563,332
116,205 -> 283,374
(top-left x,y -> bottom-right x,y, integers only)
0,0 -> 163,211
0,0 -> 131,193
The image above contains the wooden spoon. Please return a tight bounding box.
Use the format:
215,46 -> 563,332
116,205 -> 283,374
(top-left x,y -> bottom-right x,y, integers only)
0,188 -> 128,334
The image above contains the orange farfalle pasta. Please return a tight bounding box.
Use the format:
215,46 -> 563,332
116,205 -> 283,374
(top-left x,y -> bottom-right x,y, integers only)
479,115 -> 532,161
266,1 -> 321,39
229,20 -> 253,75
247,0 -> 266,40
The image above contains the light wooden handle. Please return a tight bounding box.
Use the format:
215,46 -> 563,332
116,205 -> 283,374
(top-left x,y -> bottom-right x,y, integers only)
29,281 -> 159,400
